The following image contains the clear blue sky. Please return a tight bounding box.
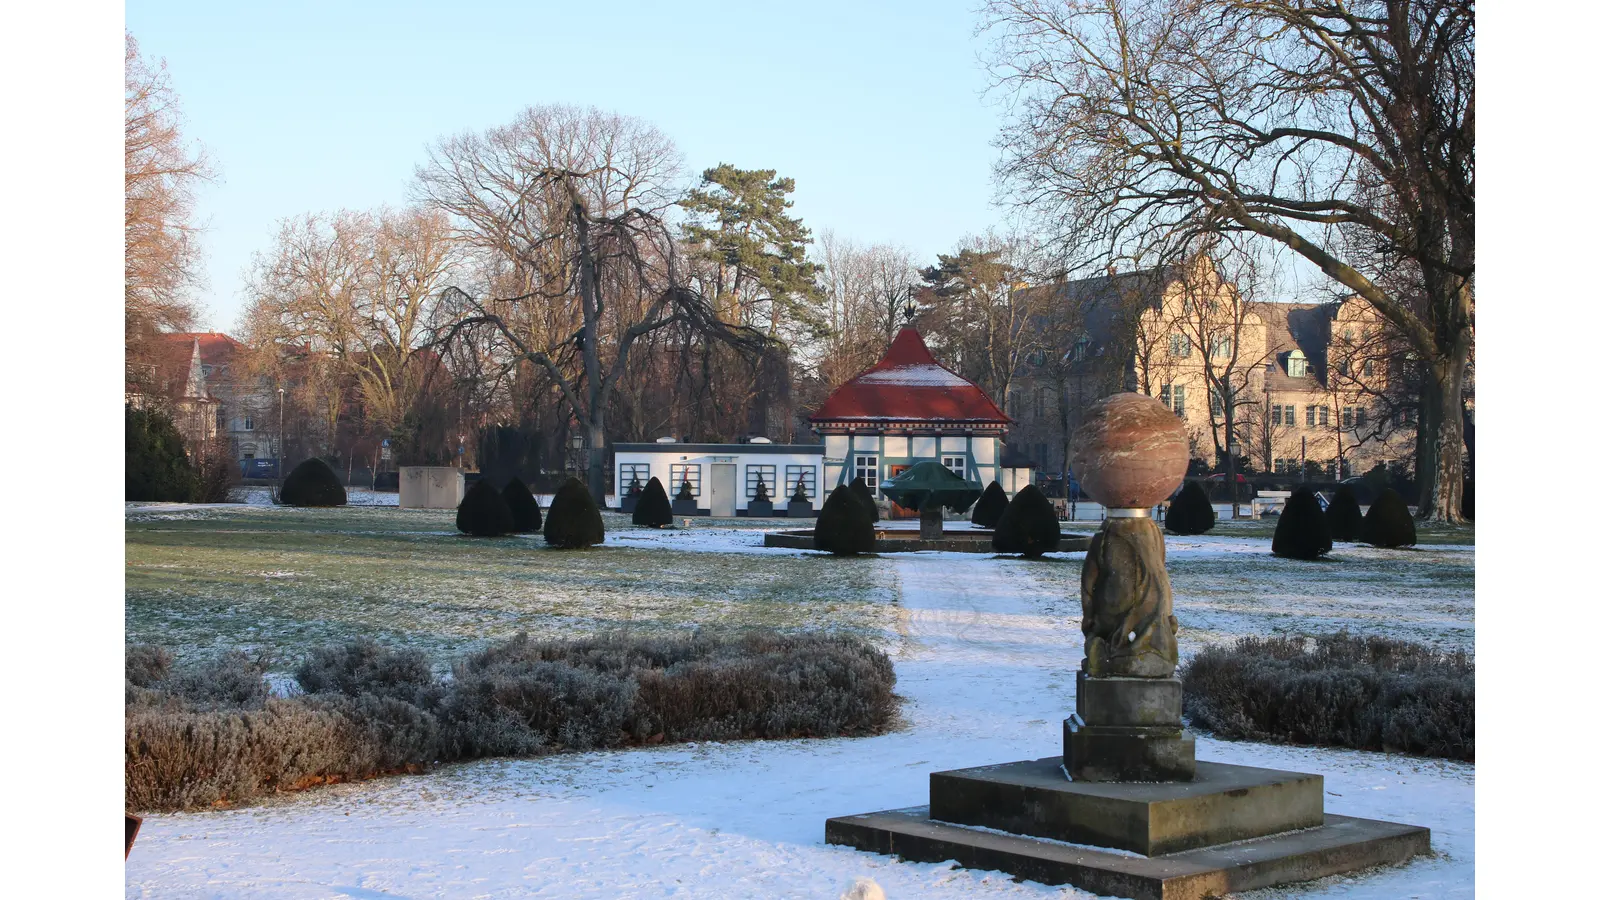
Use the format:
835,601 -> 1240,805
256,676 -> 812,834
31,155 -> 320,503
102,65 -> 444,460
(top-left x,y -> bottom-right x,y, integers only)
126,0 -> 1010,332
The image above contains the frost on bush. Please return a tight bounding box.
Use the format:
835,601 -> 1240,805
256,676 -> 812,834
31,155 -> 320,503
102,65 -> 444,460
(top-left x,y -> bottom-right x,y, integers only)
1180,631 -> 1473,760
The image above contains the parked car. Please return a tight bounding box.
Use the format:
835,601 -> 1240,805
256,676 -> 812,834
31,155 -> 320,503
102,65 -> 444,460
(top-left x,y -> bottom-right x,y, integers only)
1038,472 -> 1082,501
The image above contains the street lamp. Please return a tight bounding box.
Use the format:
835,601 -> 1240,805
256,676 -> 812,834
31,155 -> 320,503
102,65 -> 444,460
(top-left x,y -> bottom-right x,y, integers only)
277,387 -> 286,500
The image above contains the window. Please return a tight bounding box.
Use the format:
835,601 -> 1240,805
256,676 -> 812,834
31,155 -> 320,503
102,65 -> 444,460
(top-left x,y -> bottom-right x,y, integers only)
1034,388 -> 1047,419
746,464 -> 777,499
1355,407 -> 1368,428
1338,358 -> 1351,377
1171,385 -> 1185,418
1318,406 -> 1330,426
1271,404 -> 1283,426
619,463 -> 650,492
1072,337 -> 1091,361
784,465 -> 817,499
1209,387 -> 1224,417
1209,335 -> 1231,359
1169,333 -> 1192,358
670,463 -> 702,497
1343,326 -> 1356,343
1287,350 -> 1308,378
242,416 -> 254,431
1342,407 -> 1354,429
855,454 -> 878,494
1160,383 -> 1172,408
942,455 -> 967,480
1284,404 -> 1296,427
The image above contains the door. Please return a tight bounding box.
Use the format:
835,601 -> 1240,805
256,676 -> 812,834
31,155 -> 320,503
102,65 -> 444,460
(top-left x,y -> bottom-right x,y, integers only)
887,464 -> 915,519
710,464 -> 737,517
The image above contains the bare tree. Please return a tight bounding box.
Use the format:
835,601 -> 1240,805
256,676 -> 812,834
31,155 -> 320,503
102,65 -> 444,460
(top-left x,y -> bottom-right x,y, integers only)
125,33 -> 213,370
983,0 -> 1473,521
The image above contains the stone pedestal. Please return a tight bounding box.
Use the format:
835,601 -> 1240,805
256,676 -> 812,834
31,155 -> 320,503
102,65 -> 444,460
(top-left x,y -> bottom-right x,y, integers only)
1065,671 -> 1195,782
919,504 -> 944,540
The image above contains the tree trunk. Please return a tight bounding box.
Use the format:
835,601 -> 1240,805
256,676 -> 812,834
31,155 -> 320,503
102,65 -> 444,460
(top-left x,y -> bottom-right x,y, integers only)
1417,340 -> 1469,523
586,415 -> 607,507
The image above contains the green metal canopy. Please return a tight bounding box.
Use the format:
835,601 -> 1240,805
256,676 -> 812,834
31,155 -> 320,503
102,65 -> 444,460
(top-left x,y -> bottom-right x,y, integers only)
880,461 -> 983,514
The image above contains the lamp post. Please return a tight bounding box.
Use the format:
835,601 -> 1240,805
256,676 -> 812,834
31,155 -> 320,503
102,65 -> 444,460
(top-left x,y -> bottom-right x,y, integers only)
276,387 -> 286,500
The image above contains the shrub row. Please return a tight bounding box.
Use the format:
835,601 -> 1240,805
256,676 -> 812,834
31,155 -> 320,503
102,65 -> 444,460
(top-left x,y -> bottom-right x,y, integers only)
1180,631 -> 1473,761
126,630 -> 898,812
1272,485 -> 1418,559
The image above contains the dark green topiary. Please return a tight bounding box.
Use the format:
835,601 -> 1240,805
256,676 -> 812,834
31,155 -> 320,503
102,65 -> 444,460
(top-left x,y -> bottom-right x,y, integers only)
457,479 -> 515,537
1271,487 -> 1332,559
752,476 -> 770,503
1164,481 -> 1215,535
1326,484 -> 1363,541
126,405 -> 197,502
676,480 -> 695,502
814,484 -> 875,555
1362,487 -> 1417,548
625,478 -> 644,499
544,477 -> 606,548
501,477 -> 542,533
992,484 -> 1060,557
280,458 -> 347,507
970,481 -> 1009,529
849,476 -> 880,522
632,476 -> 673,527
790,480 -> 809,503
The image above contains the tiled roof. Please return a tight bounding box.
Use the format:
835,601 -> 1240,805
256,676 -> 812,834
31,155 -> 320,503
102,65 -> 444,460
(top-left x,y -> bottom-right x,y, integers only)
810,328 -> 1010,425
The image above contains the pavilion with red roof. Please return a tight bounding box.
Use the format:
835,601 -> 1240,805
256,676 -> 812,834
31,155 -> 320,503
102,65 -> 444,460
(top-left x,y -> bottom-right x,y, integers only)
811,328 -> 1029,498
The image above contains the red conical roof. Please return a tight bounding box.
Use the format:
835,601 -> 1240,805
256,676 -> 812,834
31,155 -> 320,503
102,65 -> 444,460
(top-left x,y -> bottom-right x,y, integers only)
811,328 -> 1010,425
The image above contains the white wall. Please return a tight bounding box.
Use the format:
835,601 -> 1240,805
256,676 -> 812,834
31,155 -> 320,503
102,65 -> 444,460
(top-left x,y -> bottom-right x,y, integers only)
614,447 -> 824,512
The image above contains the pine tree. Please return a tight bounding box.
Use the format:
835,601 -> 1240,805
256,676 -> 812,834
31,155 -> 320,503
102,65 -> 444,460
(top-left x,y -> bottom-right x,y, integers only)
502,477 -> 542,533
1326,484 -> 1363,542
814,484 -> 875,555
544,478 -> 606,548
970,481 -> 1009,528
849,476 -> 880,522
1272,487 -> 1333,559
457,479 -> 515,537
632,476 -> 673,528
992,484 -> 1061,557
1164,481 -> 1215,535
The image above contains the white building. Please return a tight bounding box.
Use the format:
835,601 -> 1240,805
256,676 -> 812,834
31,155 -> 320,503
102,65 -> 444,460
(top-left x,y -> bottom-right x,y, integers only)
612,439 -> 824,517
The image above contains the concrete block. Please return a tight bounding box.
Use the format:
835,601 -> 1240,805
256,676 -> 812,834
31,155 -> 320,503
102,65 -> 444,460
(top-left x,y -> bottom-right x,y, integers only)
929,758 -> 1321,856
1075,672 -> 1182,726
1064,715 -> 1196,783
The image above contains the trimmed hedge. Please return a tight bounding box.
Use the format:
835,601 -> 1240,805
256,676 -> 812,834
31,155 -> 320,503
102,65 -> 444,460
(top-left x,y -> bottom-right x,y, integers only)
544,478 -> 606,548
632,476 -> 673,528
815,484 -> 875,555
280,458 -> 347,507
503,477 -> 543,533
1271,487 -> 1332,560
970,481 -> 1009,529
457,479 -> 515,537
992,484 -> 1060,557
126,631 -> 898,812
1164,481 -> 1215,535
849,477 -> 880,522
126,406 -> 198,502
1363,487 -> 1417,548
1181,631 -> 1473,760
1326,484 -> 1363,541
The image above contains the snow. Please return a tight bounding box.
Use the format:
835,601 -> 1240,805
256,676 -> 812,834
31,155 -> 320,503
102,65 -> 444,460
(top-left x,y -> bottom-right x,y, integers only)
855,364 -> 973,387
125,529 -> 1472,899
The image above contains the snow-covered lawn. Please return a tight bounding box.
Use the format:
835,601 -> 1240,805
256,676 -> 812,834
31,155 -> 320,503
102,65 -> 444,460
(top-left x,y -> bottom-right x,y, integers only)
124,521 -> 1472,899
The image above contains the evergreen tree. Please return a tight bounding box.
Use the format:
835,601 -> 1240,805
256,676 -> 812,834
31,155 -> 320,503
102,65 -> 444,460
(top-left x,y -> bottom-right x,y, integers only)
502,477 -> 542,533
992,484 -> 1061,557
625,478 -> 644,500
1362,487 -> 1418,548
457,479 -> 515,537
544,477 -> 606,548
676,480 -> 696,502
126,406 -> 197,502
970,481 -> 1010,528
1272,487 -> 1333,560
790,479 -> 809,503
752,476 -> 770,503
814,483 -> 875,555
1164,481 -> 1216,535
280,458 -> 347,507
1326,484 -> 1363,542
632,476 -> 673,528
849,476 -> 880,522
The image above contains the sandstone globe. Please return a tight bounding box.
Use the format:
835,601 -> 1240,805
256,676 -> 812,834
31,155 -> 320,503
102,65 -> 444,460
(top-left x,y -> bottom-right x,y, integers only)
1070,393 -> 1188,509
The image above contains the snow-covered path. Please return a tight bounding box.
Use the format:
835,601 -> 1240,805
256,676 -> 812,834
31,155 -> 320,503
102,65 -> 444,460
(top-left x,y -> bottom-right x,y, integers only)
125,546 -> 1472,899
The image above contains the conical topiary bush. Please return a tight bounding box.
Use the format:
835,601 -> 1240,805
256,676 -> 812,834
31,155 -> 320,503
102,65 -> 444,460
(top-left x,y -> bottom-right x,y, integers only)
457,479 -> 515,537
632,476 -> 673,528
970,481 -> 1009,529
849,476 -> 880,522
1164,480 -> 1215,535
1271,487 -> 1333,559
992,484 -> 1061,558
502,477 -> 542,533
814,483 -> 875,555
1362,487 -> 1417,548
280,458 -> 347,507
544,477 -> 606,548
1326,484 -> 1363,542
1461,477 -> 1473,521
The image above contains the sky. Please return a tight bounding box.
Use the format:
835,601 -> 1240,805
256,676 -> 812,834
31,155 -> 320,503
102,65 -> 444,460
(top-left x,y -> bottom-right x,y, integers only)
126,0 -> 1014,332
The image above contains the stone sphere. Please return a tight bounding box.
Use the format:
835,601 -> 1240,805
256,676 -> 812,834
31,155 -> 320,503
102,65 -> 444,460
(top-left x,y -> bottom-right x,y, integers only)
1070,393 -> 1189,509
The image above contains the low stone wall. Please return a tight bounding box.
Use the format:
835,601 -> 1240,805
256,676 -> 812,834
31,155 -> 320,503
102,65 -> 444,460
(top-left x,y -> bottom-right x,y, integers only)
763,529 -> 1093,554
